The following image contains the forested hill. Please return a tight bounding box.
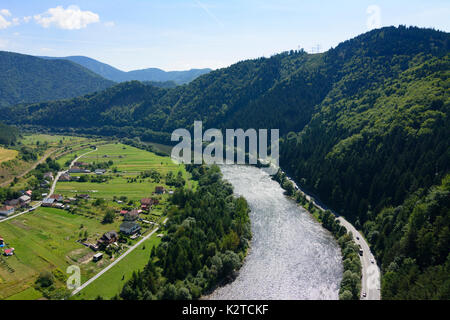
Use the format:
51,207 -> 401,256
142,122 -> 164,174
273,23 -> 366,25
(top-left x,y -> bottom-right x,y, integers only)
2,26 -> 449,299
40,55 -> 211,84
0,51 -> 115,108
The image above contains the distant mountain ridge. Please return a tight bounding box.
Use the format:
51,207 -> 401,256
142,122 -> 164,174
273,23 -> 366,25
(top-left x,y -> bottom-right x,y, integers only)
0,51 -> 115,108
40,55 -> 212,84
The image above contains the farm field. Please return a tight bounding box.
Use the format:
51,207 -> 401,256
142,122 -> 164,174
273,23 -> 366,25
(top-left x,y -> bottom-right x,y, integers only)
55,143 -> 187,200
0,147 -> 18,164
20,134 -> 88,147
0,207 -> 122,300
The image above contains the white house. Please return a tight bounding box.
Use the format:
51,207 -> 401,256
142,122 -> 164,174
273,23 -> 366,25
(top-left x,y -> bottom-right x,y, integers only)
0,206 -> 15,217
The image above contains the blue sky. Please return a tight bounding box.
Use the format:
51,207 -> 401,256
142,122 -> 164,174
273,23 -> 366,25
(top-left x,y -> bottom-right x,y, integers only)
0,0 -> 449,71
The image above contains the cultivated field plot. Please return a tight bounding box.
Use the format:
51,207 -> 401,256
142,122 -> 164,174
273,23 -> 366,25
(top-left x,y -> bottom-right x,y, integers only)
82,143 -> 177,173
0,147 -> 18,164
20,134 -> 87,147
55,143 -> 186,200
0,207 -> 121,300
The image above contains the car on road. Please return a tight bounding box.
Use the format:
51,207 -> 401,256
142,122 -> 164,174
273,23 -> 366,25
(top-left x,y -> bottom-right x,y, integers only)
370,259 -> 374,264
362,292 -> 367,298
356,236 -> 359,240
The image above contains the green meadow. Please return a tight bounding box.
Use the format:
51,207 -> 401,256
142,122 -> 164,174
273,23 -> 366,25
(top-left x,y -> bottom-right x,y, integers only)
0,207 -> 121,299
55,143 -> 187,200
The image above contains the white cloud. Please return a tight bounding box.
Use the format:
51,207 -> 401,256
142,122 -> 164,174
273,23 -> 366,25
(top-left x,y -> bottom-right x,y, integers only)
34,5 -> 100,30
0,9 -> 11,17
0,15 -> 11,29
23,16 -> 32,23
104,21 -> 115,27
12,17 -> 19,26
0,9 -> 12,29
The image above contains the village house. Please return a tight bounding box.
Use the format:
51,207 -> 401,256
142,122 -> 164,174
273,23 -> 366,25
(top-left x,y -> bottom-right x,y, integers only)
74,162 -> 88,167
5,199 -> 20,208
43,172 -> 54,181
120,221 -> 141,235
140,198 -> 156,211
0,206 -> 15,217
25,190 -> 32,197
49,194 -> 63,202
97,231 -> 119,247
155,186 -> 165,194
58,173 -> 71,182
19,195 -> 31,205
42,198 -> 55,207
69,166 -> 82,173
124,209 -> 139,221
119,209 -> 128,215
95,169 -> 106,175
93,252 -> 103,262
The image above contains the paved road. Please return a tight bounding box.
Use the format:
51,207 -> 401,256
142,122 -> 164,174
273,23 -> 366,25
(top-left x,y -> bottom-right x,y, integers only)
0,148 -> 96,223
71,226 -> 161,296
337,217 -> 381,300
284,175 -> 381,300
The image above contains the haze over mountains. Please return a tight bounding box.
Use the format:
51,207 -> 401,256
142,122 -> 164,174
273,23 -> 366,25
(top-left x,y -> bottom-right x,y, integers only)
1,26 -> 449,299
40,55 -> 212,84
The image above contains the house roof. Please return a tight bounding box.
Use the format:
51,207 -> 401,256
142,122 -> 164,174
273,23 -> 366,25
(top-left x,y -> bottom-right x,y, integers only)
49,194 -> 62,199
103,231 -> 118,240
120,221 -> 140,230
19,195 -> 30,202
0,206 -> 14,211
43,198 -> 55,204
140,198 -> 153,205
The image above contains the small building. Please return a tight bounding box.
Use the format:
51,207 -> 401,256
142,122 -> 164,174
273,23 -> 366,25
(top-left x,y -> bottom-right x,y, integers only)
43,172 -> 54,181
42,198 -> 55,207
19,195 -> 31,205
74,162 -> 88,167
97,231 -> 119,246
53,203 -> 64,209
4,248 -> 14,256
0,237 -> 4,247
140,198 -> 156,211
69,166 -> 82,173
49,194 -> 63,202
25,190 -> 33,197
4,199 -> 20,208
59,173 -> 71,182
93,253 -> 103,262
120,221 -> 141,235
124,210 -> 139,221
0,206 -> 15,217
155,186 -> 165,194
119,210 -> 128,215
95,169 -> 106,175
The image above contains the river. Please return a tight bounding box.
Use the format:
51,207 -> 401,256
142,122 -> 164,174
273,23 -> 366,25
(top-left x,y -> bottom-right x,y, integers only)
209,165 -> 343,300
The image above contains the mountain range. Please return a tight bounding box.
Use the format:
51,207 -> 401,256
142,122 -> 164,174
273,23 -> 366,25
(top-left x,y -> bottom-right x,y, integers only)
0,51 -> 115,108
1,26 -> 449,299
40,55 -> 212,84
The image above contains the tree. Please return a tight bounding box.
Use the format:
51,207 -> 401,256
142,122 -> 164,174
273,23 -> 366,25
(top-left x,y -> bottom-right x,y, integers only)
102,210 -> 116,224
